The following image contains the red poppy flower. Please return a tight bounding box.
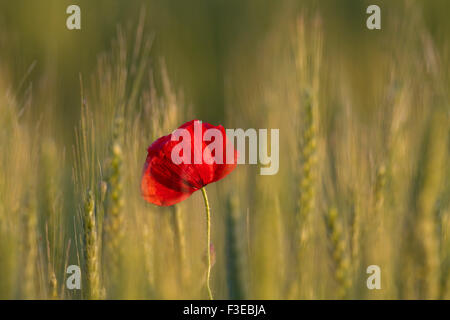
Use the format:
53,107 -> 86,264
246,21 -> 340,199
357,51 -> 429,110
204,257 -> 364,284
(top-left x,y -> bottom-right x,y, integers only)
141,120 -> 237,206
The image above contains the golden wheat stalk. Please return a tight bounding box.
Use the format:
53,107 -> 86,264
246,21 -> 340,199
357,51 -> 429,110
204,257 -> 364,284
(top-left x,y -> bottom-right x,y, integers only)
225,193 -> 246,299
22,197 -> 38,299
83,190 -> 101,299
104,117 -> 125,298
325,207 -> 351,299
294,16 -> 322,299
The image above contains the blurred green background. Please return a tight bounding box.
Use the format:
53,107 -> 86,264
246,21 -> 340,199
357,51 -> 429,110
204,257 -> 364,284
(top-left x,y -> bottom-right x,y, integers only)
1,0 -> 449,140
1,0 -> 450,300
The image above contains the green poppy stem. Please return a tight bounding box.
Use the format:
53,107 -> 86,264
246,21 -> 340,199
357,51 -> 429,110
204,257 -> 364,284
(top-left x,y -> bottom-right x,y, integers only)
201,187 -> 213,300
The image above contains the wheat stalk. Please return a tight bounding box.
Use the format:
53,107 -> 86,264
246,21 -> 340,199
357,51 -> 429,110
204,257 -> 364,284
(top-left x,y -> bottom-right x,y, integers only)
83,190 -> 101,299
325,207 -> 351,299
104,117 -> 125,298
225,194 -> 246,299
22,196 -> 38,299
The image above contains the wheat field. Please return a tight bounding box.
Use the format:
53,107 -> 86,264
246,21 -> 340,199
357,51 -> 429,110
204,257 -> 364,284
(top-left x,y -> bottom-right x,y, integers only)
0,0 -> 450,300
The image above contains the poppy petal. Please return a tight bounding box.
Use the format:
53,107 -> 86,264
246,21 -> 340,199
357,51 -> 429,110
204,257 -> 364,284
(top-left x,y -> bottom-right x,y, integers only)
141,120 -> 238,206
141,155 -> 195,206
